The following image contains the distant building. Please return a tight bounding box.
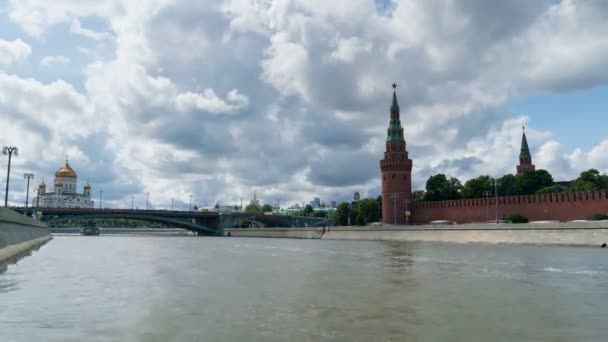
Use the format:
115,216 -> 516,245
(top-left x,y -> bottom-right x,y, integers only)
330,201 -> 337,208
516,127 -> 536,176
36,159 -> 94,208
310,197 -> 321,207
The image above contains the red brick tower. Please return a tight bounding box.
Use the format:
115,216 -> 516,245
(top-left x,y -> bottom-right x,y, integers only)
516,126 -> 535,176
380,84 -> 412,224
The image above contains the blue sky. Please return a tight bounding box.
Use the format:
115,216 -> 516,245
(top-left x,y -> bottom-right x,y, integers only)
512,86 -> 608,151
1,0 -> 607,208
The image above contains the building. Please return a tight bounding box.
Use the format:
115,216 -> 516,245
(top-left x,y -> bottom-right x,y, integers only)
516,127 -> 535,176
380,84 -> 412,224
310,197 -> 321,208
35,159 -> 94,208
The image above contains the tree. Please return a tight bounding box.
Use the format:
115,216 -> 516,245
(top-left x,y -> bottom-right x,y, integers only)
513,169 -> 554,195
579,169 -> 601,185
350,201 -> 359,225
570,179 -> 595,192
376,195 -> 382,218
334,202 -> 350,225
303,204 -> 314,216
423,174 -> 463,201
498,174 -> 517,196
261,204 -> 273,213
245,202 -> 261,213
536,184 -> 567,194
356,198 -> 381,225
411,190 -> 425,201
462,175 -> 493,199
572,169 -> 608,190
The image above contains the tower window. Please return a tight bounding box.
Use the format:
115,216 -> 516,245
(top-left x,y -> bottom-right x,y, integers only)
392,174 -> 395,180
404,175 -> 407,180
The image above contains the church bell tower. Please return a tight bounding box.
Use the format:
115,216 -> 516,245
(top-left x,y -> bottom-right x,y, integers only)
380,84 -> 412,224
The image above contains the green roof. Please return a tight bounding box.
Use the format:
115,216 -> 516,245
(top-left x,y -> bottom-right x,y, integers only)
391,90 -> 399,108
387,90 -> 404,142
520,130 -> 531,158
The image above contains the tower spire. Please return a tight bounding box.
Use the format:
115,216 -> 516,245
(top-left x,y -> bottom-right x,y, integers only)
520,126 -> 530,158
391,83 -> 399,108
380,83 -> 412,225
516,125 -> 535,175
387,83 -> 404,142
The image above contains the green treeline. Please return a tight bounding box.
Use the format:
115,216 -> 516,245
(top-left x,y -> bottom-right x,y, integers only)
415,169 -> 608,202
333,196 -> 383,226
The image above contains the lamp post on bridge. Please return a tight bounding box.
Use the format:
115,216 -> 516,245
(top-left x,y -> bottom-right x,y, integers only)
146,192 -> 150,210
99,189 -> 103,210
189,194 -> 192,212
2,146 -> 18,207
131,195 -> 134,210
24,173 -> 34,211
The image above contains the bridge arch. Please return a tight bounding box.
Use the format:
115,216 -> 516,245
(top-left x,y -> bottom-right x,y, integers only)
43,212 -> 219,235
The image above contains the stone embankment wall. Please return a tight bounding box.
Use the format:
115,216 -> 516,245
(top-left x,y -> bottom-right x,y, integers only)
0,208 -> 52,263
225,223 -> 608,247
224,227 -> 324,239
322,223 -> 608,247
412,190 -> 608,224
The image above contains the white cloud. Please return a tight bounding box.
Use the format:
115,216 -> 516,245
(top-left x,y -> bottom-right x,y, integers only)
3,0 -> 608,208
40,55 -> 71,67
175,89 -> 249,114
69,19 -> 112,40
0,38 -> 31,66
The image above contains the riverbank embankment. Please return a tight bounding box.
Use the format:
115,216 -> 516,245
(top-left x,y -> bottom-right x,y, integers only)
0,208 -> 52,263
225,221 -> 608,247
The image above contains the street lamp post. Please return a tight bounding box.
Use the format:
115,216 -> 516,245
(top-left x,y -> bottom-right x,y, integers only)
189,194 -> 192,212
99,190 -> 103,209
171,198 -> 174,211
483,190 -> 491,223
131,195 -> 134,210
146,192 -> 150,210
493,178 -> 500,224
24,173 -> 34,211
2,146 -> 18,207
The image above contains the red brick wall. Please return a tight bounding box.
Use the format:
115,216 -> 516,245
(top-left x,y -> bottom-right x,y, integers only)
411,190 -> 608,224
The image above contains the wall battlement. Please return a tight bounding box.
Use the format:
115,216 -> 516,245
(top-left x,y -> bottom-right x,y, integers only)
411,190 -> 608,224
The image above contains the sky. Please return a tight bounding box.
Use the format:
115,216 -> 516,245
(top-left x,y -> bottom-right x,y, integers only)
1,0 -> 607,209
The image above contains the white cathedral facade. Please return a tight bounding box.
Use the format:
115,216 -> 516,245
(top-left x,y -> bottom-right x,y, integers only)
36,160 -> 94,208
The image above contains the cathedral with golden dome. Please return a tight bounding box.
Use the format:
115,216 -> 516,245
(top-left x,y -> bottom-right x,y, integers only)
35,159 -> 94,208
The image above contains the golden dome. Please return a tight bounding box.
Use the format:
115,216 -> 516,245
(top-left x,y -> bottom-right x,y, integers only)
84,183 -> 91,190
55,161 -> 77,178
39,181 -> 46,189
54,180 -> 63,187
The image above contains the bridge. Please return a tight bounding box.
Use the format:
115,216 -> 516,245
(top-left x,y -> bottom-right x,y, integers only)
12,208 -> 333,236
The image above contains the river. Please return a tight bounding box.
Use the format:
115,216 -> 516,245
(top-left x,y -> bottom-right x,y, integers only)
1,236 -> 607,341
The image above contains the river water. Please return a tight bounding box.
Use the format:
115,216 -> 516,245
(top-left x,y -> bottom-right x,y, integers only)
1,236 -> 607,342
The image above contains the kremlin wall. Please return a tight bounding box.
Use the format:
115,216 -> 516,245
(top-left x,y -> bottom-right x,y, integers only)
411,190 -> 608,224
381,85 -> 608,225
